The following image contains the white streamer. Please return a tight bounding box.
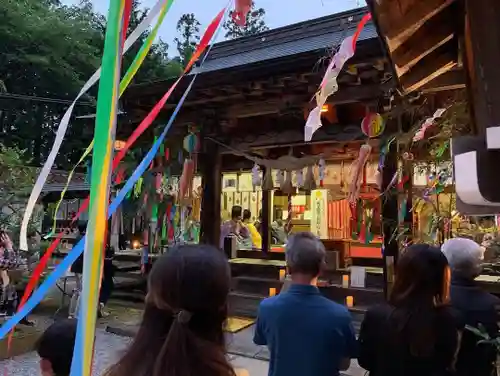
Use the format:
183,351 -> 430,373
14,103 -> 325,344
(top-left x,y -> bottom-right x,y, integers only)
19,0 -> 168,250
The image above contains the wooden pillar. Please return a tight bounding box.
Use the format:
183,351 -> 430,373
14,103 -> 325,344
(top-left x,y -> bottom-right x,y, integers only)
381,139 -> 398,299
200,138 -> 221,247
465,0 -> 500,139
261,167 -> 271,254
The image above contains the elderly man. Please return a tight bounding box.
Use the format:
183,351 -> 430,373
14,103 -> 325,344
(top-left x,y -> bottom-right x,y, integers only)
442,237 -> 500,376
253,232 -> 356,376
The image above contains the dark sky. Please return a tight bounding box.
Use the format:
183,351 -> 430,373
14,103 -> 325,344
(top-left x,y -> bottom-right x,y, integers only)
63,0 -> 364,53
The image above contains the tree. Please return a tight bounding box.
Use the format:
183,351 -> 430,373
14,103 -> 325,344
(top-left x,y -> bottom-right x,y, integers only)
0,145 -> 41,239
0,0 -> 182,170
223,1 -> 268,39
174,13 -> 201,68
121,0 -> 182,85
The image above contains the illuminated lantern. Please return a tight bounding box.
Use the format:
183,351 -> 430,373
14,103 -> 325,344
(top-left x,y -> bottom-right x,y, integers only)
361,113 -> 385,138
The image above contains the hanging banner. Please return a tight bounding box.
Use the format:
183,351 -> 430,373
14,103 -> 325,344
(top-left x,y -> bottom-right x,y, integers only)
310,189 -> 328,239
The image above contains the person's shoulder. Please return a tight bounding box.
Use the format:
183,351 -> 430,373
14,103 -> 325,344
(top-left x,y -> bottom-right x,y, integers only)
259,295 -> 281,311
436,305 -> 465,330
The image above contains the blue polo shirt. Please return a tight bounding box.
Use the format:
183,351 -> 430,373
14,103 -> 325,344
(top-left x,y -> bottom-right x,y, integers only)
254,284 -> 357,376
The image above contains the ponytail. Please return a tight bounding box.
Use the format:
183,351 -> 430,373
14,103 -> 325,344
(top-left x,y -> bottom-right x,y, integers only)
153,309 -> 235,376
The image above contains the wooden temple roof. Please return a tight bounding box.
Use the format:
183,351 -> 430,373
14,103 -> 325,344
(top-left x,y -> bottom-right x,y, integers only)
122,7 -> 391,146
366,0 -> 466,95
190,8 -> 378,75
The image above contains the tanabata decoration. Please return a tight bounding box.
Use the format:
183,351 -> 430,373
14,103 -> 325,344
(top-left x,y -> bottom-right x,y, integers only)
1,51 -> 201,342
251,163 -> 261,190
361,112 -> 385,138
72,0 -> 126,374
281,171 -> 294,195
296,168 -> 304,188
179,159 -> 195,200
262,168 -> 274,191
318,158 -> 326,187
348,144 -> 371,204
232,0 -> 252,26
20,0 -> 175,251
413,108 -> 447,142
304,13 -> 372,142
303,165 -> 316,191
276,169 -> 284,187
15,3 -> 229,347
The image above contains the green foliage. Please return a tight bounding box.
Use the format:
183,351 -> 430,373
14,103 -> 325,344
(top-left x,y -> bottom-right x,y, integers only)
0,145 -> 41,239
0,0 -> 182,170
223,1 -> 269,39
174,13 -> 201,68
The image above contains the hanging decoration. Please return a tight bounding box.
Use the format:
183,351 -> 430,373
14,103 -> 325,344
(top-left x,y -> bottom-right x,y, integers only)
413,108 -> 447,142
14,5 -> 229,342
276,170 -> 284,187
348,144 -> 371,203
285,194 -> 293,234
262,168 -> 274,191
318,158 -> 326,187
179,159 -> 195,200
296,168 -> 304,188
304,13 -> 372,142
72,0 -> 125,374
303,165 -> 317,191
282,171 -> 294,195
19,0 -> 175,251
251,163 -> 261,190
232,0 -> 252,26
361,112 -> 385,138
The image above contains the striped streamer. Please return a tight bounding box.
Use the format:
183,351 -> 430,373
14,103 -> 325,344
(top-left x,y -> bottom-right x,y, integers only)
49,0 -> 174,235
19,0 -> 173,251
0,73 -> 199,341
16,4 -> 228,321
71,0 -> 126,374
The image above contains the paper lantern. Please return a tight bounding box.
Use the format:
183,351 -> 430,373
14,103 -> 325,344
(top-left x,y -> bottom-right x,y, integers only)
361,113 -> 385,138
183,133 -> 200,153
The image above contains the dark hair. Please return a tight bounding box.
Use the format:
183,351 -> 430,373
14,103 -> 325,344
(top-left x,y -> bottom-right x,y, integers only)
388,244 -> 451,357
36,319 -> 77,376
231,206 -> 242,220
242,209 -> 251,221
285,232 -> 326,277
106,245 -> 235,376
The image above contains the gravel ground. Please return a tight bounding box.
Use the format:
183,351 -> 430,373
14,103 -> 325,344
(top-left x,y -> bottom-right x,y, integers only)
1,329 -> 130,376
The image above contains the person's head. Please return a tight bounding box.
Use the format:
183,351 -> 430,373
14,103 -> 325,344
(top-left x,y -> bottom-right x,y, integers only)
391,244 -> 450,307
389,244 -> 451,357
231,205 -> 242,221
285,232 -> 326,284
36,319 -> 77,376
242,209 -> 251,223
442,237 -> 484,279
77,223 -> 86,236
106,244 -> 234,376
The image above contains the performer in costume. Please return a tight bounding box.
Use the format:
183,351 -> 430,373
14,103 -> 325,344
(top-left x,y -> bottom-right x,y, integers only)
243,209 -> 262,250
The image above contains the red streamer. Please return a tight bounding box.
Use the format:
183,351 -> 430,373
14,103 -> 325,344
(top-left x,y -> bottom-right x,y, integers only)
16,5 -> 227,325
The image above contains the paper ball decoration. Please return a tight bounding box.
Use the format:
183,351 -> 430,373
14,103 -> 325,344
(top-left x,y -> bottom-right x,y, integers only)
183,133 -> 200,153
361,113 -> 385,138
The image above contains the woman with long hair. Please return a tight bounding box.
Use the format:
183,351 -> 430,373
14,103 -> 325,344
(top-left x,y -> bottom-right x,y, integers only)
105,244 -> 237,376
358,244 -> 463,376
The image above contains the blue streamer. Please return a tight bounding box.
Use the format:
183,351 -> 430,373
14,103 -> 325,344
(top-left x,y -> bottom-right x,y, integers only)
0,77 -> 197,339
0,6 -> 229,342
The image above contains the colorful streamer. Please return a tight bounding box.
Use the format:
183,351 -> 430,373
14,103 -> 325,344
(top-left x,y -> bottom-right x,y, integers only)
19,0 -> 173,251
304,13 -> 371,142
16,4 -> 228,322
49,0 -> 174,235
72,0 -> 126,374
0,73 -> 198,341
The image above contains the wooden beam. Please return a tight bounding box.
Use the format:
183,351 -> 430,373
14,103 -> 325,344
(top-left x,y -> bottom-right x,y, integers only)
420,70 -> 465,93
392,8 -> 455,76
381,0 -> 455,52
399,48 -> 457,93
465,0 -> 500,137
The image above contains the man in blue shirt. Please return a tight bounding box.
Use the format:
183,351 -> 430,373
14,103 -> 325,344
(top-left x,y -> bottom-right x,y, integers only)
254,232 -> 357,376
